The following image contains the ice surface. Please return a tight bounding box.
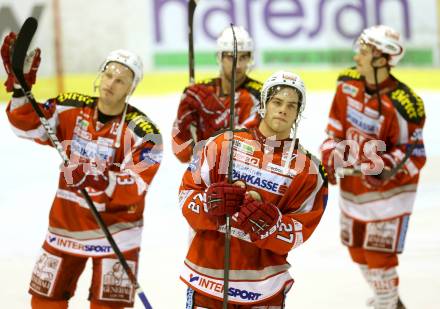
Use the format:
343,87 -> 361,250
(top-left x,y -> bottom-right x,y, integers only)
0,91 -> 439,308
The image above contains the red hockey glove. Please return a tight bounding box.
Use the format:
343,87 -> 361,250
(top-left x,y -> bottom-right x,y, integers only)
1,32 -> 41,92
63,162 -> 109,191
186,85 -> 229,134
206,182 -> 246,217
237,199 -> 281,242
361,155 -> 393,189
320,138 -> 339,185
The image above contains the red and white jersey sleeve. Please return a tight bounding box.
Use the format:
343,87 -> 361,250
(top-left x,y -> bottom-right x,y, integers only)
323,68 -> 426,221
179,129 -> 327,305
172,77 -> 262,163
6,92 -> 163,257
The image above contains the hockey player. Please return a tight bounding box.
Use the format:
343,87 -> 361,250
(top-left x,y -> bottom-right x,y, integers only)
172,25 -> 263,163
320,25 -> 426,309
180,71 -> 328,308
2,33 -> 162,309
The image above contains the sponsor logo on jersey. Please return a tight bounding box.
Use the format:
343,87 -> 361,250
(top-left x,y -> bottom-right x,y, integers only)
411,145 -> 425,157
71,135 -> 115,162
342,83 -> 359,97
233,151 -> 259,167
192,276 -> 262,301
364,106 -> 379,118
57,92 -> 94,105
347,96 -> 362,111
233,140 -> 254,155
232,161 -> 291,195
47,235 -> 112,253
140,148 -> 162,164
97,137 -> 114,146
347,106 -> 381,135
125,112 -> 157,135
189,274 -> 200,283
266,162 -> 297,177
100,259 -> 135,303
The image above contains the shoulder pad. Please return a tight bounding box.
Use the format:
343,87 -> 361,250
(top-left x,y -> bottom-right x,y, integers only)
183,78 -> 217,93
242,77 -> 263,99
297,143 -> 327,183
337,67 -> 362,83
55,93 -> 95,107
389,82 -> 425,123
125,106 -> 161,138
198,77 -> 217,86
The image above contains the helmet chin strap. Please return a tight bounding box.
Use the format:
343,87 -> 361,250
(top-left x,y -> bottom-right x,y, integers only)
114,83 -> 136,149
283,122 -> 298,175
370,56 -> 388,119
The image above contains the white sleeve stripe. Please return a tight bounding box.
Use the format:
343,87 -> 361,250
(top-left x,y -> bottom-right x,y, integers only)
105,171 -> 118,197
9,113 -> 58,141
294,161 -> 324,214
9,97 -> 27,111
328,117 -> 343,131
395,110 -> 409,144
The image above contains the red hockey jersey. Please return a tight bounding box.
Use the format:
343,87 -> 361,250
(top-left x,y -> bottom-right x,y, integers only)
6,92 -> 162,257
179,128 -> 327,305
172,77 -> 262,163
324,68 -> 426,221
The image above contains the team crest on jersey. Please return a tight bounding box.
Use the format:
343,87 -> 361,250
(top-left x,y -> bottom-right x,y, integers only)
342,83 -> 359,97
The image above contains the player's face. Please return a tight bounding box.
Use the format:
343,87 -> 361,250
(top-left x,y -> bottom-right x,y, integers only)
99,62 -> 134,108
260,87 -> 299,139
353,43 -> 384,77
220,51 -> 251,86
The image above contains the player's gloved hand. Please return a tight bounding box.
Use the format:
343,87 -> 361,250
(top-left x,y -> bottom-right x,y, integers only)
236,198 -> 281,242
361,155 -> 393,189
186,85 -> 229,133
206,182 -> 246,218
1,32 -> 41,92
63,161 -> 109,191
320,138 -> 341,185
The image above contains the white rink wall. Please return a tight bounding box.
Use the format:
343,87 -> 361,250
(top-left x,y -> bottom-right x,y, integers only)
0,91 -> 439,308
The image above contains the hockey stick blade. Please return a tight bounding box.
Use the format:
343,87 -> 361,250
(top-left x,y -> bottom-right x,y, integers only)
12,17 -> 38,92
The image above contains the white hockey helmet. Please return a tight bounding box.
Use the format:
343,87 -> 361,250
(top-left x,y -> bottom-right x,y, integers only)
217,25 -> 253,54
260,71 -> 306,119
100,49 -> 144,93
356,25 -> 405,66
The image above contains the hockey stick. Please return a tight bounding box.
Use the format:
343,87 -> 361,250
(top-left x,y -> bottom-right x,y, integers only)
188,0 -> 198,143
222,23 -> 238,308
188,0 -> 197,85
336,142 -> 418,180
12,17 -> 153,309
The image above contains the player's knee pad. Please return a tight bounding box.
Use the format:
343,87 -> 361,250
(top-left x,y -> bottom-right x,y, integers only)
31,295 -> 68,309
365,267 -> 399,309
